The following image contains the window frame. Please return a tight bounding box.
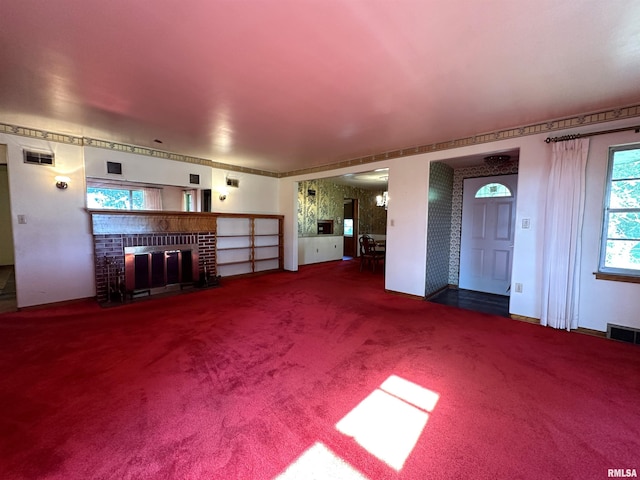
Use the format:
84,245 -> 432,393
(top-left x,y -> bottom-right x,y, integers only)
598,143 -> 640,277
474,182 -> 512,199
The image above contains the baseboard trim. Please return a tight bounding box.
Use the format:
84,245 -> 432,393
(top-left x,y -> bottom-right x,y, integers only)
385,289 -> 425,301
574,327 -> 607,338
510,314 -> 607,337
510,314 -> 541,325
18,296 -> 96,312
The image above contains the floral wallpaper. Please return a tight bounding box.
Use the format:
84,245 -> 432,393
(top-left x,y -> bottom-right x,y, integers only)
298,179 -> 387,237
425,162 -> 454,296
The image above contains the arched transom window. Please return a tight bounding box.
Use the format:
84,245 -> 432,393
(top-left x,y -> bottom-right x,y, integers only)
475,183 -> 512,198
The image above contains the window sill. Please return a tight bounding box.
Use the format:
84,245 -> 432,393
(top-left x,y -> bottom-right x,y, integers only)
594,272 -> 640,284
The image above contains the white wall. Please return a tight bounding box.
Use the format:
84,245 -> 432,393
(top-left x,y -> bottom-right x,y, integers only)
85,146 -> 213,189
1,133 -> 95,308
280,180 -> 298,271
85,147 -> 280,214
384,157 -> 430,296
209,169 -> 279,214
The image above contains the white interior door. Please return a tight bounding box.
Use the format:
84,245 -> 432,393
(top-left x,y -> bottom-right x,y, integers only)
459,174 -> 517,295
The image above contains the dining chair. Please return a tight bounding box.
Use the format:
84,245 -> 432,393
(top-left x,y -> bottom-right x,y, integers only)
359,235 -> 385,272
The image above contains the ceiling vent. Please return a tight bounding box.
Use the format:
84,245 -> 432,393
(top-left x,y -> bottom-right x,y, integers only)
226,177 -> 239,188
23,150 -> 54,166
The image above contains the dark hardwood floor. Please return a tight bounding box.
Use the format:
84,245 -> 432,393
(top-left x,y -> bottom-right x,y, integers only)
428,287 -> 510,318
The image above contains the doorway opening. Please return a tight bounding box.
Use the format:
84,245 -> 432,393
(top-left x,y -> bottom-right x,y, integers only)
425,149 -> 519,316
0,147 -> 17,313
343,198 -> 358,259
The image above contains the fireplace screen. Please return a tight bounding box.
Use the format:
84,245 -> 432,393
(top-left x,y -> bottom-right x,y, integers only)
125,245 -> 199,294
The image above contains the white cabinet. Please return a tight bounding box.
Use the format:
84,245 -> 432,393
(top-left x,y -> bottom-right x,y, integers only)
298,236 -> 344,265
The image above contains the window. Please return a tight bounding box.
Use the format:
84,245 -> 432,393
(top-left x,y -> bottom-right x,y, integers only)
87,187 -> 145,210
86,180 -> 162,210
344,219 -> 354,236
183,189 -> 196,212
600,144 -> 640,275
474,183 -> 512,198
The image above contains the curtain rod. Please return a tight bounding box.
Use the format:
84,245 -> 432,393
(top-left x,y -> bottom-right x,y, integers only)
544,125 -> 640,143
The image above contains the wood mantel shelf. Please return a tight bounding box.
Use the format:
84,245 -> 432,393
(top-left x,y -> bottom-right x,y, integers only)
88,209 -> 282,235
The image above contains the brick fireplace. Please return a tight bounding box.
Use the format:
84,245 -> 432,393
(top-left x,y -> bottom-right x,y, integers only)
89,211 -> 217,303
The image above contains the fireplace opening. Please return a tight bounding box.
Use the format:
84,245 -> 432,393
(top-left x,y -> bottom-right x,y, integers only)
125,245 -> 199,297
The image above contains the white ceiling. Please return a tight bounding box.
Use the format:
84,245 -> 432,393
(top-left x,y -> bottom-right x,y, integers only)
1,1 -> 640,174
331,168 -> 389,191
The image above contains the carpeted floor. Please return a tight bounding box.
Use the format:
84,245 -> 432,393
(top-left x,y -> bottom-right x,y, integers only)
0,260 -> 638,479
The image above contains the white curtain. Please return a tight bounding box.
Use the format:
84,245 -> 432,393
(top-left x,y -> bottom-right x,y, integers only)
540,138 -> 590,330
143,188 -> 163,210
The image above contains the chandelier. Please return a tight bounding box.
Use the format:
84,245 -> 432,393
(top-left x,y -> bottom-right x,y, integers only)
376,191 -> 389,209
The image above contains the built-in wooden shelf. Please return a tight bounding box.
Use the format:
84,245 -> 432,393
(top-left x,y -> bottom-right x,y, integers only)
215,214 -> 283,277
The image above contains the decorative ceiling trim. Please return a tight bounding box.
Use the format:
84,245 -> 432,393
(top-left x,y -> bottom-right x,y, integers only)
280,103 -> 640,178
0,123 -> 83,146
2,102 -> 640,179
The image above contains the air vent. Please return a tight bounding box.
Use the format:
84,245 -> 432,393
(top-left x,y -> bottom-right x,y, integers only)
189,174 -> 200,185
107,161 -> 122,175
607,324 -> 640,345
23,150 -> 54,165
226,177 -> 239,188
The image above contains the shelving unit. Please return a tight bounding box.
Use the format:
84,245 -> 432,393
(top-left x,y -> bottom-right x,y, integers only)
216,214 -> 283,277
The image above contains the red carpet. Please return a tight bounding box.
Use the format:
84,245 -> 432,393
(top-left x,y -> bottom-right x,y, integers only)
0,260 -> 638,479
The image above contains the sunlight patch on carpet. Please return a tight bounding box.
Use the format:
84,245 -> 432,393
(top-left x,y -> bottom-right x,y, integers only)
335,375 -> 440,471
274,442 -> 369,480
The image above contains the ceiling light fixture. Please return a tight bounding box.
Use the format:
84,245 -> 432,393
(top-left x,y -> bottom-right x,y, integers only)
376,191 -> 389,209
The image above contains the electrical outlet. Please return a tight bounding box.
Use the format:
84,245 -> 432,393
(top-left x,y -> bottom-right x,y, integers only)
514,283 -> 523,293
522,218 -> 531,229
17,214 -> 27,224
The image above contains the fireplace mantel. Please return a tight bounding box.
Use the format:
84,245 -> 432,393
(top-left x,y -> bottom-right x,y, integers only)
88,210 -> 218,235
88,210 -> 283,235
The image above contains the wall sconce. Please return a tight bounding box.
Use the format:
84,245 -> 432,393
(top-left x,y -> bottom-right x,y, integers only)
218,187 -> 229,201
55,176 -> 70,190
219,193 -> 227,201
376,191 -> 389,209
